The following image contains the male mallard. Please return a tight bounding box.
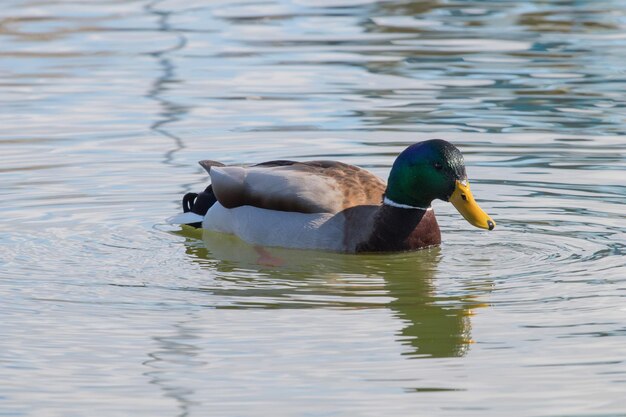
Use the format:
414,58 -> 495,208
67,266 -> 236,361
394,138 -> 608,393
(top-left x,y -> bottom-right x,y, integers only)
169,139 -> 495,252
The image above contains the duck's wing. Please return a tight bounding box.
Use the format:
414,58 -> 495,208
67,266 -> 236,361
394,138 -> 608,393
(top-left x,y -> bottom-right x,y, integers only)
200,160 -> 386,214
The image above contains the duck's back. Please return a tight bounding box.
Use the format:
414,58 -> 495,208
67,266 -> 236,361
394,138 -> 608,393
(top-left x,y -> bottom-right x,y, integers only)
193,160 -> 386,251
203,160 -> 386,214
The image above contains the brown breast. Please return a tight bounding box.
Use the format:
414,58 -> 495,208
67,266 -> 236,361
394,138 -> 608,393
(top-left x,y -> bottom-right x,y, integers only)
404,209 -> 441,250
354,207 -> 441,253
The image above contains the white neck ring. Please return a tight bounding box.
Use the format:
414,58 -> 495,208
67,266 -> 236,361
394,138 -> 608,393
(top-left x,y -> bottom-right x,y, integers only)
383,196 -> 432,211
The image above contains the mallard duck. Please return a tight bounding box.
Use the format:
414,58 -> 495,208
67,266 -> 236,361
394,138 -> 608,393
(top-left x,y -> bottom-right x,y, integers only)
169,139 -> 495,253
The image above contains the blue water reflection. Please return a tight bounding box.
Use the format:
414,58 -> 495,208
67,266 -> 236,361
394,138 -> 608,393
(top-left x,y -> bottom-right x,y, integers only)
1,0 -> 625,416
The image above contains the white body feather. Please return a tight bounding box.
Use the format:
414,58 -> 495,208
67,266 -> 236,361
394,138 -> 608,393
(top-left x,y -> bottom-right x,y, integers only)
201,202 -> 346,251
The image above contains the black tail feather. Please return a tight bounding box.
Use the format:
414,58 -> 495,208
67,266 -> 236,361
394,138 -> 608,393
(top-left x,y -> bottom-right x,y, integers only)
182,193 -> 198,213
181,185 -> 217,228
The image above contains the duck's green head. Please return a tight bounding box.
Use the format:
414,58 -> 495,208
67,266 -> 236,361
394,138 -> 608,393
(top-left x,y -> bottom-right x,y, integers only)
385,139 -> 495,230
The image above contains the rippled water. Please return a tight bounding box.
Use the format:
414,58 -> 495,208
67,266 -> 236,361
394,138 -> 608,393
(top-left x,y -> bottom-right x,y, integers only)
1,0 -> 626,416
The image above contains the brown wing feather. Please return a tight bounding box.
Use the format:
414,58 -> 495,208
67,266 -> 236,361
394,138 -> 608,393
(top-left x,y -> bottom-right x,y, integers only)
198,160 -> 226,173
291,161 -> 386,210
202,159 -> 386,214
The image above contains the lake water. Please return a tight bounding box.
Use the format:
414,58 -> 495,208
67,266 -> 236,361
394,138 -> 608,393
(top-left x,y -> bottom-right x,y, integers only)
1,0 -> 625,416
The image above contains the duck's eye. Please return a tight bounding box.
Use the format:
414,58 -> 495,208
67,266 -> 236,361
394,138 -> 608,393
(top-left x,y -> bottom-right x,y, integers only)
434,162 -> 443,170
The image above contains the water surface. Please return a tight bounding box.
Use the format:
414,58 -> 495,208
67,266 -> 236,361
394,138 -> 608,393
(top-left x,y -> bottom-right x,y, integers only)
1,0 -> 625,416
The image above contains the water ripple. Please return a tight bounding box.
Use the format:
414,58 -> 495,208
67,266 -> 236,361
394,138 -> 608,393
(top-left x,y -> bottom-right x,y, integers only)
2,0 -> 626,416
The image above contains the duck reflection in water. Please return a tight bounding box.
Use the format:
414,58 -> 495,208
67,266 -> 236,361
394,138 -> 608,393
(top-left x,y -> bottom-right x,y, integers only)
175,227 -> 489,359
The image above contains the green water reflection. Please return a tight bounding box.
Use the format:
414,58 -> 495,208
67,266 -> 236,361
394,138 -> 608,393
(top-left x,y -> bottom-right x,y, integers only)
177,228 -> 487,359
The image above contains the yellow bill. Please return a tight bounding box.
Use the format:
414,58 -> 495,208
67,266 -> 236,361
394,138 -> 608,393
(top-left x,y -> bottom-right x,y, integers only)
449,180 -> 495,230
